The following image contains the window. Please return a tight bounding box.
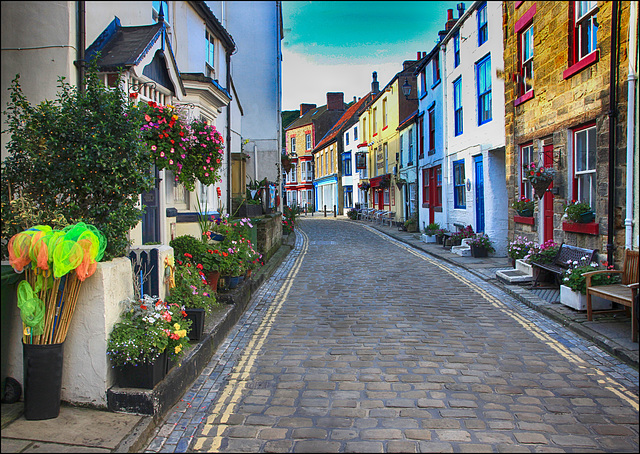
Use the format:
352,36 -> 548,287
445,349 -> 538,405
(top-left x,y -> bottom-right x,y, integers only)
399,134 -> 404,168
354,126 -> 358,141
432,53 -> 440,85
343,152 -> 352,176
384,189 -> 390,205
418,116 -> 425,158
422,166 -> 442,207
373,107 -> 377,133
476,55 -> 492,125
478,2 -> 488,46
453,159 -> 466,208
301,161 -> 307,181
383,143 -> 388,174
205,30 -> 215,78
290,137 -> 296,154
520,143 -> 535,200
382,98 -> 388,129
344,186 -> 353,208
454,32 -> 460,68
306,133 -> 312,150
428,105 -> 436,154
330,148 -> 334,173
520,24 -> 534,95
422,168 -> 429,205
346,132 -> 350,146
420,68 -> 427,96
573,125 -> 596,208
408,129 -> 414,164
453,78 -> 463,136
291,163 -> 297,183
575,1 -> 598,61
306,161 -> 313,181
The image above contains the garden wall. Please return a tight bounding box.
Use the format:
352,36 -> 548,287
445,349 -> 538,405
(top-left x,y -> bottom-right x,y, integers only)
3,257 -> 134,408
256,213 -> 283,262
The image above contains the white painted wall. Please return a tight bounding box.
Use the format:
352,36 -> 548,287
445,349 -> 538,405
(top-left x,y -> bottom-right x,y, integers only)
342,122 -> 361,212
442,1 -> 507,256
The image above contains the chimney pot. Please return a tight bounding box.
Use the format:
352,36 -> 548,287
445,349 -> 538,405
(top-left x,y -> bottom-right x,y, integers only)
327,92 -> 344,111
300,103 -> 316,116
447,9 -> 453,20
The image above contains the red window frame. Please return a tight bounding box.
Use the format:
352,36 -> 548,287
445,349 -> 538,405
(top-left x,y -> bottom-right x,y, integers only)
422,166 -> 442,208
418,116 -> 425,159
428,106 -> 435,153
571,121 -> 597,206
422,168 -> 429,205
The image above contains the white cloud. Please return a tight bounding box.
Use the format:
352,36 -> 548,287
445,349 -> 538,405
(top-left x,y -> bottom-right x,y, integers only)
282,49 -> 406,111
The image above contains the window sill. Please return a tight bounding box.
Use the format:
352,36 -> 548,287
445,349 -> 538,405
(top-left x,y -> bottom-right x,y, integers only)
431,79 -> 441,90
428,149 -> 436,156
562,221 -> 599,235
373,133 -> 378,137
382,125 -> 388,131
514,215 -> 535,225
514,90 -> 534,107
563,50 -> 599,80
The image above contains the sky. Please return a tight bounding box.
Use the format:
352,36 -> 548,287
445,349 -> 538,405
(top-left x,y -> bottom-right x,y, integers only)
281,1 -> 463,111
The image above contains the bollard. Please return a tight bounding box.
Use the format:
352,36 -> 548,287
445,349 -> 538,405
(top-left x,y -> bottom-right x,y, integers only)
334,205 -> 336,217
324,205 -> 327,217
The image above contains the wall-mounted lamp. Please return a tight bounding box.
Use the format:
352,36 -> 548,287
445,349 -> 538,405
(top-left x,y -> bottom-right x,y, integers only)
402,78 -> 418,101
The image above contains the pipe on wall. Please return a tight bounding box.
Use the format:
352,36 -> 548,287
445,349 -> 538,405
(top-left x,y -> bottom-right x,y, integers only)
77,1 -> 86,93
625,2 -> 638,250
226,50 -> 232,215
607,0 -> 619,265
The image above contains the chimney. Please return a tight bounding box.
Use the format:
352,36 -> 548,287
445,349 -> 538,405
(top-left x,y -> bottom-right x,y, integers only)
327,92 -> 344,111
300,103 -> 316,116
417,51 -> 421,60
371,71 -> 379,94
445,8 -> 457,30
457,2 -> 466,18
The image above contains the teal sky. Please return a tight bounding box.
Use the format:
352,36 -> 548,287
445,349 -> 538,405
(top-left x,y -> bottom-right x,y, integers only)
282,1 -> 463,110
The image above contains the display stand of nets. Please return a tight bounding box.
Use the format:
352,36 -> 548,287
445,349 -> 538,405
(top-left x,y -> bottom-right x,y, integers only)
8,223 -> 107,345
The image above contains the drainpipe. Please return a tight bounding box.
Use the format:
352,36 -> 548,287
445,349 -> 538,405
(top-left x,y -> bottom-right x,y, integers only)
226,50 -> 232,216
625,2 -> 638,250
77,1 -> 86,93
607,0 -> 619,265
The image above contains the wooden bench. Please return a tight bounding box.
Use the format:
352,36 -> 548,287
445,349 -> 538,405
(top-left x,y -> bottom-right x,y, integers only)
585,249 -> 639,342
532,243 -> 597,287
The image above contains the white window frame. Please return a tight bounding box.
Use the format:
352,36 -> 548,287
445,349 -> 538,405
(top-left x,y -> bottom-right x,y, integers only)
573,125 -> 596,208
575,1 -> 598,61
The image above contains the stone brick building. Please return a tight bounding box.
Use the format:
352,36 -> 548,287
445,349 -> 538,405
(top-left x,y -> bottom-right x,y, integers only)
504,1 -> 633,265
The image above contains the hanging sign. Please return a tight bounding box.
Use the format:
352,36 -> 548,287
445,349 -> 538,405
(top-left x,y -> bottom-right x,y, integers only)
355,152 -> 367,170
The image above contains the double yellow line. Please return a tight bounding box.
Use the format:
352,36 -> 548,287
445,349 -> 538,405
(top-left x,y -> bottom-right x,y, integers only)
192,228 -> 310,451
365,225 -> 639,411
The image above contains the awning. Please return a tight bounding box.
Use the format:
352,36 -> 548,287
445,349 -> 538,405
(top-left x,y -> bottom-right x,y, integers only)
369,174 -> 389,188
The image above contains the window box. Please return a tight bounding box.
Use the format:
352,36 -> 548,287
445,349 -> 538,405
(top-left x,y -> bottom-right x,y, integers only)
562,221 -> 599,235
514,215 -> 535,225
560,285 -> 612,311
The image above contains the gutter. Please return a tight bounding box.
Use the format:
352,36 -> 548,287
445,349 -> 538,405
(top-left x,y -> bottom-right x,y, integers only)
77,1 -> 86,93
226,50 -> 232,215
607,1 -> 619,264
625,2 -> 638,249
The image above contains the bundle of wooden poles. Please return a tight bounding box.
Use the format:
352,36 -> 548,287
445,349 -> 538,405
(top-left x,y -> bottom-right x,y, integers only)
8,223 -> 106,345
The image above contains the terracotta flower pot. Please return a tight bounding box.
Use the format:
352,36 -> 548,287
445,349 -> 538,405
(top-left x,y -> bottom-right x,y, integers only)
205,270 -> 220,293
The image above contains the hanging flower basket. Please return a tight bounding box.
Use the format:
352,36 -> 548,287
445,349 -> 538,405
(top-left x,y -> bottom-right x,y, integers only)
523,164 -> 555,199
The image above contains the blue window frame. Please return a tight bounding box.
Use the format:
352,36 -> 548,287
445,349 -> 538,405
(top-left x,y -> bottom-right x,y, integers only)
478,2 -> 488,46
453,159 -> 466,208
354,126 -> 358,141
453,77 -> 463,136
476,55 -> 492,125
346,132 -> 350,146
454,32 -> 460,68
344,185 -> 353,208
342,152 -> 352,176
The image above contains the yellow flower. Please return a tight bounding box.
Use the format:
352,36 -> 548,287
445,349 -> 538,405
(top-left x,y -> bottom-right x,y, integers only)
174,345 -> 182,354
177,329 -> 187,338
167,105 -> 175,109
174,323 -> 181,330
172,115 -> 179,121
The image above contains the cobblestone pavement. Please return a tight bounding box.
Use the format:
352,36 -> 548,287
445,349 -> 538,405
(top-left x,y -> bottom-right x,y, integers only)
145,218 -> 639,453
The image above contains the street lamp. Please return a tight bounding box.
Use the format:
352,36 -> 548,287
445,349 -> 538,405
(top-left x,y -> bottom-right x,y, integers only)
402,78 -> 418,101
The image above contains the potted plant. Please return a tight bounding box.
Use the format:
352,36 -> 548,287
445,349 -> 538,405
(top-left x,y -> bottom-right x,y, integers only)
107,295 -> 191,389
560,259 -> 617,311
404,215 -> 419,233
347,208 -> 358,220
468,233 -> 495,257
422,223 -> 440,243
450,225 -> 475,246
512,196 -> 534,217
435,228 -> 448,245
165,254 -> 217,341
564,200 -> 595,224
507,236 -> 535,267
523,163 -> 555,199
523,239 -> 560,265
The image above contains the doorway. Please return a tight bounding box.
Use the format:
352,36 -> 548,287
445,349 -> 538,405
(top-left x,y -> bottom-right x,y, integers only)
543,144 -> 554,242
474,155 -> 485,233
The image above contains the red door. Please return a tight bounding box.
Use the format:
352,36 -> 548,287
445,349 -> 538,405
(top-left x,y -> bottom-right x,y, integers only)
378,190 -> 384,209
428,168 -> 437,224
543,145 -> 554,242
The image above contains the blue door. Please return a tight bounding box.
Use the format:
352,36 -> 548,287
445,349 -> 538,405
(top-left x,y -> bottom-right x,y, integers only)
474,155 -> 485,233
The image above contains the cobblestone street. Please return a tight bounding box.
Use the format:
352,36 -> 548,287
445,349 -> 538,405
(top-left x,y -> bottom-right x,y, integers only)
145,218 -> 639,453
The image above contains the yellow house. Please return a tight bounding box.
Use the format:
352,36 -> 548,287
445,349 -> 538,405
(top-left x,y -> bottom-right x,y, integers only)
359,62 -> 419,222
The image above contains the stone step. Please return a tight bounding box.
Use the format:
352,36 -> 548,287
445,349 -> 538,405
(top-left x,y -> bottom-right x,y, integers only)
496,268 -> 532,284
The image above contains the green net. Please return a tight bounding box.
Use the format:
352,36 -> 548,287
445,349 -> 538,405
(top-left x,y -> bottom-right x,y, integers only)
52,239 -> 84,279
17,281 -> 45,336
86,224 -> 107,262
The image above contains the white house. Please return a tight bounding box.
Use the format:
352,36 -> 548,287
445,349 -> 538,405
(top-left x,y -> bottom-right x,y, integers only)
397,111 -> 418,223
441,1 -> 508,256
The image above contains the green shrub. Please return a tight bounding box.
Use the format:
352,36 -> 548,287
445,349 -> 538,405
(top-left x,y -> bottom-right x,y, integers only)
1,60 -> 153,260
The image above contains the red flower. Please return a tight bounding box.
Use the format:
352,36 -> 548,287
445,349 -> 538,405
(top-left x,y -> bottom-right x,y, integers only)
179,131 -> 185,137
140,304 -> 147,310
196,263 -> 204,270
177,260 -> 183,265
129,92 -> 138,99
148,101 -> 157,108
222,252 -> 228,257
181,311 -> 187,317
184,253 -> 193,258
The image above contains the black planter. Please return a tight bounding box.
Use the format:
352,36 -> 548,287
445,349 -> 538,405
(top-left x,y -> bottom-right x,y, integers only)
470,245 -> 488,258
23,342 -> 64,420
517,208 -> 534,217
115,352 -> 166,389
185,308 -> 205,342
435,234 -> 444,245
